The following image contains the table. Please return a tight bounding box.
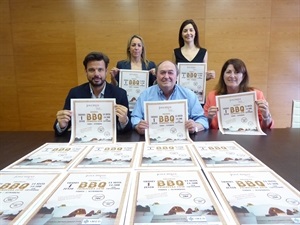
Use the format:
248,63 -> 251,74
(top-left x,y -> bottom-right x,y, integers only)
0,128 -> 299,190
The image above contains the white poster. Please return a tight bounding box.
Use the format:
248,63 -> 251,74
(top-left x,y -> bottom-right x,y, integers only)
216,92 -> 266,135
178,63 -> 207,104
0,172 -> 60,225
71,142 -> 137,169
207,170 -> 300,225
70,98 -> 117,144
144,100 -> 192,144
138,143 -> 197,168
22,172 -> 130,225
119,69 -> 149,111
3,143 -> 89,171
190,141 -> 265,169
127,170 -> 228,224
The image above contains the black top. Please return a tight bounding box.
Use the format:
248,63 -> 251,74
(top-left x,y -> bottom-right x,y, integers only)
174,47 -> 207,64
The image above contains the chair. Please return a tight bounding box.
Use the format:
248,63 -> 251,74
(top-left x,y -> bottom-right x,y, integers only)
291,100 -> 300,128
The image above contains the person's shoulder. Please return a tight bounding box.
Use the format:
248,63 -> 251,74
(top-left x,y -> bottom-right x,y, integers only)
176,84 -> 196,95
174,47 -> 180,52
117,60 -> 129,65
106,82 -> 126,92
207,90 -> 217,95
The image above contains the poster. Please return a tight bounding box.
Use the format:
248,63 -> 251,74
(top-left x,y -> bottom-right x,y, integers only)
3,143 -> 89,171
22,172 -> 130,225
0,172 -> 60,225
70,99 -> 117,144
126,170 -> 228,224
71,142 -> 137,170
138,143 -> 197,168
144,100 -> 192,144
177,63 -> 207,104
207,170 -> 300,224
216,92 -> 266,135
190,141 -> 265,169
119,69 -> 149,111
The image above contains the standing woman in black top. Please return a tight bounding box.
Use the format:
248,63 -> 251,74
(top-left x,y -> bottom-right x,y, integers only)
173,19 -> 215,81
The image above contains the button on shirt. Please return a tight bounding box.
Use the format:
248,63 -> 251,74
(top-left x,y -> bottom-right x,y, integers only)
131,84 -> 209,129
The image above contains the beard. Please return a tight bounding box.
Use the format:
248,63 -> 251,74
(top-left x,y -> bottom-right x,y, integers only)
89,78 -> 105,87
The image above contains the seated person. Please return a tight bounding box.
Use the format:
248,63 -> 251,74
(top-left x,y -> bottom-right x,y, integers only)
110,34 -> 156,86
54,51 -> 132,136
131,60 -> 209,135
204,58 -> 274,129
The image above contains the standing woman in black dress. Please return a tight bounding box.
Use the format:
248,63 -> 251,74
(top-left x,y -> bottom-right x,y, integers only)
173,19 -> 215,81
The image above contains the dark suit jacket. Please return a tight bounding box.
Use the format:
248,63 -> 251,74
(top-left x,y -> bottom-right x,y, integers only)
53,82 -> 132,136
115,60 -> 156,86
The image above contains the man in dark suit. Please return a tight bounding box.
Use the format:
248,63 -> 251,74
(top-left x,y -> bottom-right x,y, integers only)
54,52 -> 132,136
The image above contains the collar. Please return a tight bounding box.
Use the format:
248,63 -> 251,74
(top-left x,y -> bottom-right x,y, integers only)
89,82 -> 106,98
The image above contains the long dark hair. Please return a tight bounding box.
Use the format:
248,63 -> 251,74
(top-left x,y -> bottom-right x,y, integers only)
178,19 -> 200,48
215,58 -> 254,95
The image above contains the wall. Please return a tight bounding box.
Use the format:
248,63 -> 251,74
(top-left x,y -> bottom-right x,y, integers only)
0,0 -> 299,131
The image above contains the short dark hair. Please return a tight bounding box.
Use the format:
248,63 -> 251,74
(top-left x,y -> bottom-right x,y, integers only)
83,52 -> 110,69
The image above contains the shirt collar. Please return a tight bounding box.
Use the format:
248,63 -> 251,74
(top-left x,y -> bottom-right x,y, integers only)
89,82 -> 106,98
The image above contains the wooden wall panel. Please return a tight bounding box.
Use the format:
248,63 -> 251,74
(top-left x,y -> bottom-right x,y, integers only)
73,0 -> 139,22
9,0 -> 74,23
0,0 -> 11,23
139,0 -> 206,20
75,20 -> 140,84
0,56 -> 20,130
206,0 -> 272,18
0,0 -> 299,130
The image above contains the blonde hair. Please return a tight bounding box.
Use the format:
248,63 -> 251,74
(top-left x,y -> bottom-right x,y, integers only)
126,34 -> 149,68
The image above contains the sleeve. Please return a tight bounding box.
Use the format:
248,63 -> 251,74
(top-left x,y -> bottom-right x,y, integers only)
256,90 -> 275,129
130,92 -> 146,128
188,93 -> 209,130
53,90 -> 72,136
116,88 -> 132,133
148,61 -> 157,86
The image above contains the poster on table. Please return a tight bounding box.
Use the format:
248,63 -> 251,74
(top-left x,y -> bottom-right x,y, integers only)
206,170 -> 300,225
216,91 -> 266,135
3,143 -> 89,171
177,63 -> 207,104
126,170 -> 229,224
144,100 -> 192,144
137,143 -> 197,169
20,172 -> 131,225
70,142 -> 138,170
0,172 -> 60,225
190,141 -> 265,170
119,69 -> 149,112
70,98 -> 117,144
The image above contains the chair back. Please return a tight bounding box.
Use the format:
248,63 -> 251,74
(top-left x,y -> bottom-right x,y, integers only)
291,100 -> 300,128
